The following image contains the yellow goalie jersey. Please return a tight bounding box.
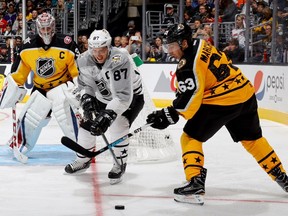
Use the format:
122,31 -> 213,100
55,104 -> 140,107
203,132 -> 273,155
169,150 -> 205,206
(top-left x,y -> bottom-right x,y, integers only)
173,39 -> 255,120
11,34 -> 79,91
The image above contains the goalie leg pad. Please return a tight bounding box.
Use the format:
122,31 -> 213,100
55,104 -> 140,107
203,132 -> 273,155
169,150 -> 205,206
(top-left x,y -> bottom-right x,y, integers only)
0,75 -> 27,109
16,91 -> 52,154
47,83 -> 78,142
109,115 -> 130,164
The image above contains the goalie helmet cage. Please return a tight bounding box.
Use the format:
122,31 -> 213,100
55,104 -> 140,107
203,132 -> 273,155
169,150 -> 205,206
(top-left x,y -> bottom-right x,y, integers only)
95,79 -> 178,163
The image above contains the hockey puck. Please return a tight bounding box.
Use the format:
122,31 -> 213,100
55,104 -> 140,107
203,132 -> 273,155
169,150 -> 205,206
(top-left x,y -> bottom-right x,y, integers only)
115,205 -> 125,210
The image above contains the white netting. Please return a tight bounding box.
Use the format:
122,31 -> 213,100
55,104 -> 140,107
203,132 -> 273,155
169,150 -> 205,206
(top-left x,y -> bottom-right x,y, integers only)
96,81 -> 177,163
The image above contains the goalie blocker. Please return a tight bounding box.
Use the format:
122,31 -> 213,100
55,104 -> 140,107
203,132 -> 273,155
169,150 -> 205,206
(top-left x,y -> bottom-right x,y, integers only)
0,75 -> 27,109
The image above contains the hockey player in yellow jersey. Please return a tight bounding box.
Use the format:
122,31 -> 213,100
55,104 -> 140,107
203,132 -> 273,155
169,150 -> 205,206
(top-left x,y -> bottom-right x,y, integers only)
0,13 -> 80,157
146,23 -> 288,205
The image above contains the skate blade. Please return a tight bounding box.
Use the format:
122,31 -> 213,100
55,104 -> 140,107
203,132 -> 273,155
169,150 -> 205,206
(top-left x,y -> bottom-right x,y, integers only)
109,177 -> 123,185
64,167 -> 90,175
174,194 -> 204,205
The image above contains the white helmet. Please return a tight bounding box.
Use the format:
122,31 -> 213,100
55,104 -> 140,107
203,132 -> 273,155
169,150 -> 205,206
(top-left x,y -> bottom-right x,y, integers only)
88,29 -> 112,49
36,12 -> 55,45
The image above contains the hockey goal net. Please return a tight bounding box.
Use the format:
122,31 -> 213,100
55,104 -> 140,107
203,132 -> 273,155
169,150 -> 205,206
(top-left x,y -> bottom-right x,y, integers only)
96,70 -> 177,163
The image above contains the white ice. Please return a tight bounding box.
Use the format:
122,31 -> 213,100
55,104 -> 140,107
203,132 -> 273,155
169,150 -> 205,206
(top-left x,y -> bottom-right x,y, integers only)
1,105 -> 288,216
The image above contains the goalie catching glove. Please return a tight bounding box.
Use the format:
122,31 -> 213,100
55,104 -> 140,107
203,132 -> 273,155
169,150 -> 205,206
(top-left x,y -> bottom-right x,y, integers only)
90,109 -> 117,136
80,94 -> 98,121
146,106 -> 179,129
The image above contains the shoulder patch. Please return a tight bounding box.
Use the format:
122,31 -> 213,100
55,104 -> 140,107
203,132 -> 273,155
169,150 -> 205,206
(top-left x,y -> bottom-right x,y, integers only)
177,59 -> 186,69
64,36 -> 72,44
112,54 -> 122,64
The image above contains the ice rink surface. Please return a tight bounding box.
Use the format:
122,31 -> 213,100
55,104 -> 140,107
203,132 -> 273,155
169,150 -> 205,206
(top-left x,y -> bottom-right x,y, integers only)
1,105 -> 288,216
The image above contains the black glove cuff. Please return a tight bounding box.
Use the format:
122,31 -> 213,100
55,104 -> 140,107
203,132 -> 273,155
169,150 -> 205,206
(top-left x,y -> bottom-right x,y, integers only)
163,106 -> 179,125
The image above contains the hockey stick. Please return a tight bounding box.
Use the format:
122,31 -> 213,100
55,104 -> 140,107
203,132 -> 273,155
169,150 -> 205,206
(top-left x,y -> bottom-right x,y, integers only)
101,133 -> 123,168
61,123 -> 151,158
12,106 -> 28,163
9,38 -> 28,163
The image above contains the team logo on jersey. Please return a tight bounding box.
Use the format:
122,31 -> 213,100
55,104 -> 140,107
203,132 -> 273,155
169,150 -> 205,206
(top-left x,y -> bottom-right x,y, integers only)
112,55 -> 121,64
36,58 -> 55,78
177,59 -> 186,69
95,78 -> 111,97
64,36 -> 72,44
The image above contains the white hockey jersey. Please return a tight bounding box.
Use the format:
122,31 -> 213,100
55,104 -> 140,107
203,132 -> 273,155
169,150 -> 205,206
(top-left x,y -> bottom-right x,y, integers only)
77,47 -> 143,115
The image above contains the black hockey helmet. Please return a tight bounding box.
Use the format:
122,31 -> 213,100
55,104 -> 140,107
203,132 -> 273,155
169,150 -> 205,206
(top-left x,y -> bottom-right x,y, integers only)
163,23 -> 192,45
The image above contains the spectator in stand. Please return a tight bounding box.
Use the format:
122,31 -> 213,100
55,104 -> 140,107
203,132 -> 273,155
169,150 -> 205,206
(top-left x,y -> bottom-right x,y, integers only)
127,31 -> 142,57
3,2 -> 17,26
274,34 -> 284,63
12,12 -> 22,32
185,0 -> 195,15
79,35 -> 88,53
123,20 -> 136,38
3,24 -> 13,36
162,4 -> 179,25
26,0 -> 35,20
14,35 -> 22,54
202,24 -> 214,45
231,14 -> 246,49
35,2 -> 45,15
55,0 -> 65,19
43,0 -> 54,14
0,1 -> 8,15
261,23 -> 272,62
77,35 -> 82,47
193,0 -> 214,17
219,0 -> 238,22
198,4 -> 214,23
113,36 -> 121,48
27,10 -> 38,36
192,18 -> 204,38
0,44 -> 9,63
223,38 -> 244,63
184,10 -> 194,29
13,19 -> 22,35
120,35 -> 129,49
0,11 -> 7,34
253,6 -> 272,39
147,36 -> 166,62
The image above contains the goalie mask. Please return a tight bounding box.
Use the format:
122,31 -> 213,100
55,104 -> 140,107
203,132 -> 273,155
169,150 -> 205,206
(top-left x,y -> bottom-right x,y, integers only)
36,12 -> 55,45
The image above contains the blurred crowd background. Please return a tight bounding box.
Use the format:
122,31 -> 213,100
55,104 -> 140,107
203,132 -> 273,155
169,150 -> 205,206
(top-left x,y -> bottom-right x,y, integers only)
0,0 -> 287,64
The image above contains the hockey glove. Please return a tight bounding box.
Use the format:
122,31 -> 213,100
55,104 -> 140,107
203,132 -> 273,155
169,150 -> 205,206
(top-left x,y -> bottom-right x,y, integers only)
80,94 -> 98,121
146,106 -> 179,130
90,109 -> 117,136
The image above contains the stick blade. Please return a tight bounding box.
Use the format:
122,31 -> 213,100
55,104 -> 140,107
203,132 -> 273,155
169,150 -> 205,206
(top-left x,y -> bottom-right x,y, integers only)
61,136 -> 95,158
13,148 -> 28,164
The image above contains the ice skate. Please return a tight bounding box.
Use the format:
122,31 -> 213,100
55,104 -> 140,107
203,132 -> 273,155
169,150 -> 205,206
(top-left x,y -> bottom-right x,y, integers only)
174,168 -> 207,205
108,163 -> 127,185
271,166 -> 288,192
65,157 -> 92,174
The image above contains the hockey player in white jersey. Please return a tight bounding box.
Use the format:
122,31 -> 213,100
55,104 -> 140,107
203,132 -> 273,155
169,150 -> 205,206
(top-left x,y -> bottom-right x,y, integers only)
65,29 -> 144,184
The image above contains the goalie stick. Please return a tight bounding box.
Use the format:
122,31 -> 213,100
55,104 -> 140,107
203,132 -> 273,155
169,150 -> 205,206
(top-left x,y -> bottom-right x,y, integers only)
61,123 -> 151,158
12,107 -> 28,163
9,38 -> 28,163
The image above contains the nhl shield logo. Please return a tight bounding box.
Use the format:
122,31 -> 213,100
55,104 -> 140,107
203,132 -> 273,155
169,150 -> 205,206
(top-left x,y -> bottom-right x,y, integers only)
36,58 -> 55,78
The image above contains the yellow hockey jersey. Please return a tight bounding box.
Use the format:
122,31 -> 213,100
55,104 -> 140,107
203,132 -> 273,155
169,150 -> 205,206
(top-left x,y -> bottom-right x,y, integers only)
11,34 -> 79,91
173,38 -> 255,120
